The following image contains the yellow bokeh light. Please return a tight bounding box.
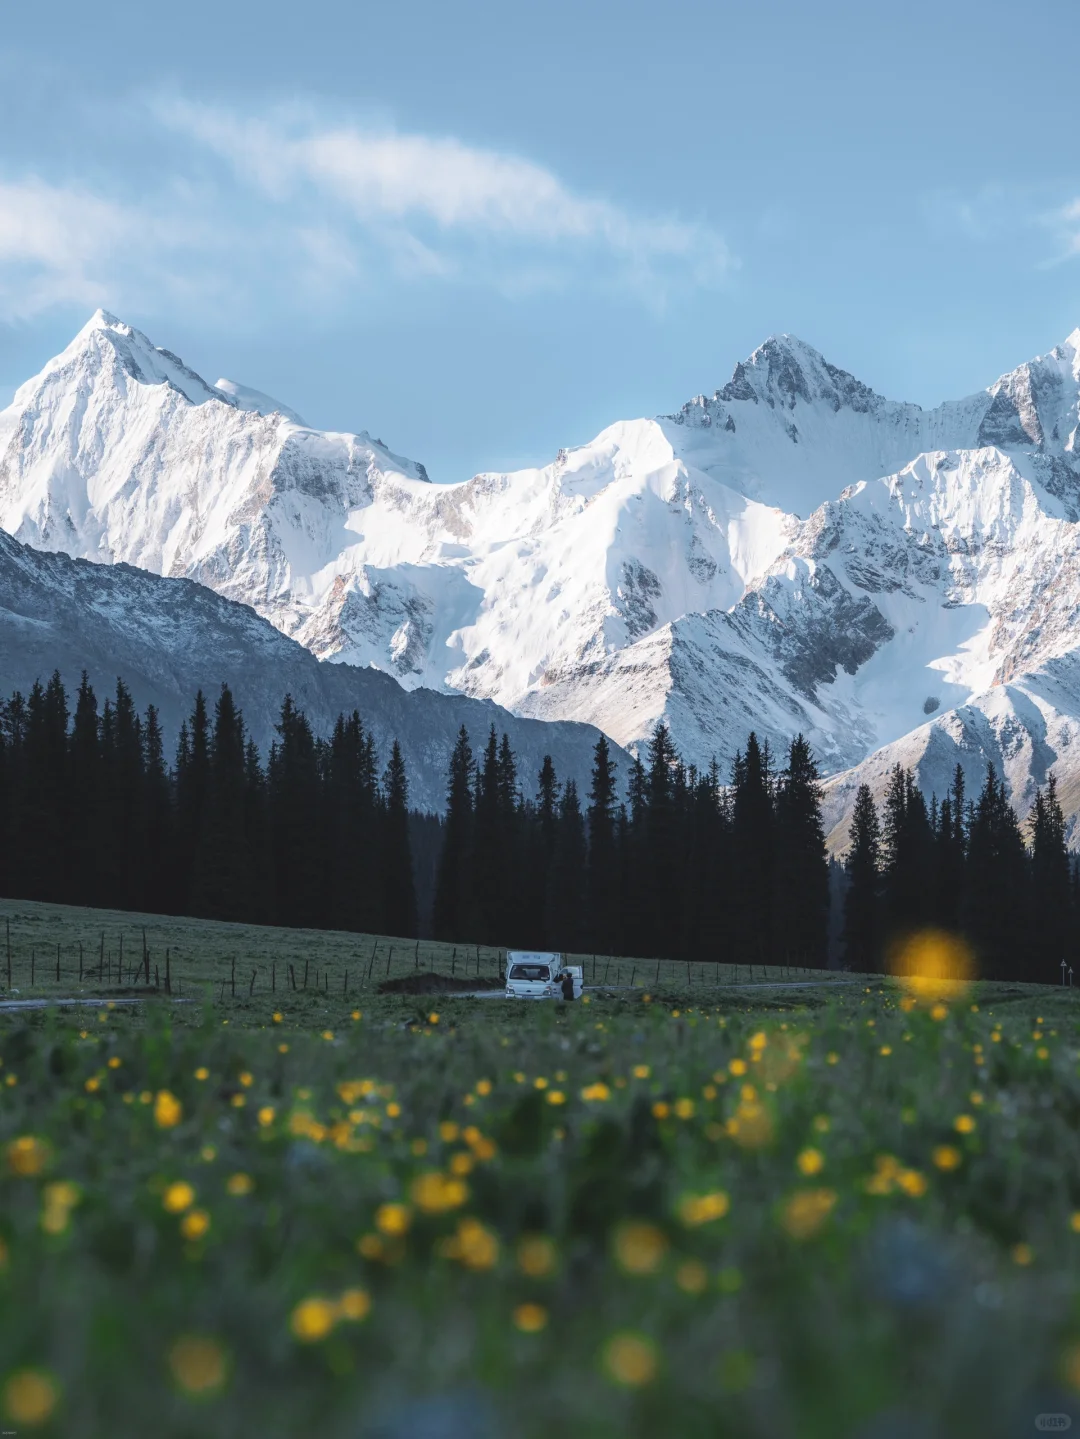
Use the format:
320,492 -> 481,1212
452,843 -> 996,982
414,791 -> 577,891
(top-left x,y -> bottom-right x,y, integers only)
888,929 -> 974,1000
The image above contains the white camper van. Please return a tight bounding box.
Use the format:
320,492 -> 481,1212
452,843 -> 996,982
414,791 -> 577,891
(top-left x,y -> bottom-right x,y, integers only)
504,952 -> 583,1000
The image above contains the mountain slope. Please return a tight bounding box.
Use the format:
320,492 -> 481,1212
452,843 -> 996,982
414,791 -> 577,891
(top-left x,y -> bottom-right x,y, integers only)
5,312 -> 1080,842
0,529 -> 620,813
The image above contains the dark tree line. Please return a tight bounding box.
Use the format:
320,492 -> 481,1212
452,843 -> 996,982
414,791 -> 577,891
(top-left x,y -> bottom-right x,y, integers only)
0,669 -> 835,966
432,724 -> 831,967
9,670 -> 1074,984
843,763 -> 1076,982
0,673 -> 415,935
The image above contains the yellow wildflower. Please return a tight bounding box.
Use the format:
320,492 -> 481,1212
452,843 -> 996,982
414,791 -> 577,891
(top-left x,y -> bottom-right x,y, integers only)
517,1234 -> 556,1277
225,1173 -> 253,1197
674,1098 -> 695,1120
2,1369 -> 59,1425
897,1169 -> 928,1197
796,1147 -> 825,1177
780,1188 -> 838,1239
163,1181 -> 196,1213
546,1091 -> 566,1106
602,1332 -> 658,1387
410,1171 -> 469,1213
257,1106 -> 275,1128
290,1297 -> 336,1342
438,1216 -> 499,1270
336,1288 -> 371,1322
168,1336 -> 228,1396
675,1259 -> 708,1294
513,1302 -> 548,1333
154,1091 -> 182,1129
6,1136 -> 49,1177
194,1067 -> 209,1081
932,1145 -> 962,1171
632,1064 -> 651,1080
375,1203 -> 411,1237
612,1221 -> 667,1275
677,1191 -> 730,1227
180,1209 -> 210,1241
581,1082 -> 611,1102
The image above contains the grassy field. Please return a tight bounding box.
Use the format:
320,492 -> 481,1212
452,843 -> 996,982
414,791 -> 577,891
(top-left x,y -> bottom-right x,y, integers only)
0,897 -> 834,1022
1,899 -> 1080,1437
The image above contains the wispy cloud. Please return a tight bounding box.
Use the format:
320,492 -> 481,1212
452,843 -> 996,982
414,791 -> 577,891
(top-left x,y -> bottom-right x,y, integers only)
0,179 -> 132,317
1048,197 -> 1080,262
155,99 -> 734,293
0,97 -> 733,323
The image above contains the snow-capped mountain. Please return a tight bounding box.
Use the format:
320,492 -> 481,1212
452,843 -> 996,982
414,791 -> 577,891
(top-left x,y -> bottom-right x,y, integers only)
3,309 -> 1080,842
0,528 -> 620,813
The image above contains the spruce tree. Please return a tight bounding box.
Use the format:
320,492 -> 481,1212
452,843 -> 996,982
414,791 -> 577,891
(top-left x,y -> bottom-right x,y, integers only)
731,733 -> 774,964
881,764 -> 935,946
382,740 -> 417,938
549,779 -> 586,954
67,673 -> 102,905
174,691 -> 210,912
1029,774 -> 1070,982
586,735 -> 619,955
267,695 -> 322,928
141,705 -> 173,915
772,736 -> 829,967
191,686 -> 255,921
843,783 -> 881,971
433,726 -> 475,942
964,764 -> 1029,980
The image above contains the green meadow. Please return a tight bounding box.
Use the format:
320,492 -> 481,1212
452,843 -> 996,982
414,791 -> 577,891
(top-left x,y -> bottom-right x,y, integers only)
1,897 -> 1079,1438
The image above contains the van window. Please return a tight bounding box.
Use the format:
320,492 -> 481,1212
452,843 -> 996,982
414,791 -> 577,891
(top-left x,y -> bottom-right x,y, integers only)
508,964 -> 552,981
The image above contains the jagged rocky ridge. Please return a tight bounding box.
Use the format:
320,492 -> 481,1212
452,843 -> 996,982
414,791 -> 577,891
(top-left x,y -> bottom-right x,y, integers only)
3,311 -> 1080,843
0,529 -> 621,814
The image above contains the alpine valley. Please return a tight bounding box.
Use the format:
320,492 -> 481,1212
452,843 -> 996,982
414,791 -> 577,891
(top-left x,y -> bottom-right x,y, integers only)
3,311 -> 1080,843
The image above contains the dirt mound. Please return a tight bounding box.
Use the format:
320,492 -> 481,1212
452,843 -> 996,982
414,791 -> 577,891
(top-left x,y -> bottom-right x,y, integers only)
378,971 -> 504,995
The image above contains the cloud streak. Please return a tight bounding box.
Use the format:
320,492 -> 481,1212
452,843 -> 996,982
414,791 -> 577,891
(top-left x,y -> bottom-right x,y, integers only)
0,97 -> 733,322
156,99 -> 734,292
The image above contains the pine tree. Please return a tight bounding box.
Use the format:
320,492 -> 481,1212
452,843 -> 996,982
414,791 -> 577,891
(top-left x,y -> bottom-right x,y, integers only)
101,679 -> 144,909
731,733 -> 774,964
471,727 -> 503,942
174,691 -> 210,912
267,695 -> 322,928
773,735 -> 829,968
68,673 -> 101,906
642,722 -> 679,956
964,764 -> 1029,980
190,686 -> 255,921
881,764 -> 935,947
843,783 -> 881,971
382,740 -> 417,938
525,755 -> 561,947
141,704 -> 173,915
1029,774 -> 1070,982
549,779 -> 586,954
434,726 -> 475,942
586,734 -> 619,956
21,674 -> 69,901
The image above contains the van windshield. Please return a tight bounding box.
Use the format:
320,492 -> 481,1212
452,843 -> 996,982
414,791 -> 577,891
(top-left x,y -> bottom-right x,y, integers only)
508,965 -> 553,981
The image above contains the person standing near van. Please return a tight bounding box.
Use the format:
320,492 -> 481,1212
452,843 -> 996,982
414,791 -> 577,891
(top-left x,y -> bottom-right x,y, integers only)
561,969 -> 575,1001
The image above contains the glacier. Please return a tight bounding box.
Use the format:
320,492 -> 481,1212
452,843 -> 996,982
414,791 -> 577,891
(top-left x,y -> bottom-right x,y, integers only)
3,309 -> 1080,842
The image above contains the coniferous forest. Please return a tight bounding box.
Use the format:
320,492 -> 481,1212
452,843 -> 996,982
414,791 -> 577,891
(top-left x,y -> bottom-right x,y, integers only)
0,670 -> 1074,985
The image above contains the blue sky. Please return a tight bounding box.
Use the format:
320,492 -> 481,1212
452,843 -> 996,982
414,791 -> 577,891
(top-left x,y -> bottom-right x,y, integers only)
1,0 -> 1078,479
